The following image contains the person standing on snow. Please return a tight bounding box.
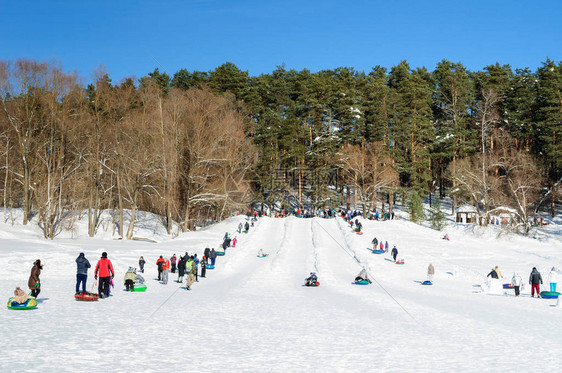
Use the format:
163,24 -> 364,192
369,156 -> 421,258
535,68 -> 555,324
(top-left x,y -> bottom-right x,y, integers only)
548,267 -> 557,292
244,222 -> 250,232
200,256 -> 207,278
204,247 -> 211,260
75,252 -> 91,295
95,252 -> 115,298
177,255 -> 186,283
161,257 -> 170,284
494,266 -> 503,278
185,256 -> 196,290
193,254 -> 200,282
427,263 -> 435,282
28,259 -> 43,298
529,267 -> 543,297
232,236 -> 237,248
170,254 -> 177,274
124,267 -> 136,291
238,223 -> 243,233
139,256 -> 146,273
391,247 -> 398,262
371,237 -> 378,250
156,256 -> 165,281
210,248 -> 217,266
512,272 -> 523,297
385,241 -> 389,251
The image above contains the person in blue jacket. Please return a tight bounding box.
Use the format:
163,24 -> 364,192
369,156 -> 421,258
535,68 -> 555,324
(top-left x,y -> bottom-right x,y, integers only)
75,252 -> 91,295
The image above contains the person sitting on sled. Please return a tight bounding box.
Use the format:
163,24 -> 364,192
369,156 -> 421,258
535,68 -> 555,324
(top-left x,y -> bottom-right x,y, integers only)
355,268 -> 371,283
258,249 -> 266,257
12,286 -> 33,304
442,233 -> 450,241
124,267 -> 136,291
305,272 -> 318,286
134,268 -> 145,284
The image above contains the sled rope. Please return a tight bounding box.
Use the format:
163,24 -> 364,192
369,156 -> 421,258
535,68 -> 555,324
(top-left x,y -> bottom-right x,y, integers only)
148,285 -> 183,319
314,219 -> 418,323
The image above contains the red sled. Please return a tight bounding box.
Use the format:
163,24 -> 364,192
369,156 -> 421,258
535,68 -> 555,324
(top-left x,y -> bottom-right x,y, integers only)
74,292 -> 100,301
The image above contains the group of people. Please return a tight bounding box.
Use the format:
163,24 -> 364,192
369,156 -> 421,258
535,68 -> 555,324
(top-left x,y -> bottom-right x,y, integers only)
371,236 -> 400,262
486,265 -> 558,297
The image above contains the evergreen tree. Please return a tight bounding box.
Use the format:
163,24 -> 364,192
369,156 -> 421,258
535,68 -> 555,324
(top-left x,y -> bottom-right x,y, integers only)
429,194 -> 446,230
408,189 -> 425,224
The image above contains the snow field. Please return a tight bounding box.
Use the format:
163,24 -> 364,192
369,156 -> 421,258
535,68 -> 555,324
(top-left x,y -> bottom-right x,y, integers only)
0,214 -> 561,372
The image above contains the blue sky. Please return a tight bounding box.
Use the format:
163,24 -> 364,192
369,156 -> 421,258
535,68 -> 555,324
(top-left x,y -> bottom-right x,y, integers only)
1,0 -> 560,83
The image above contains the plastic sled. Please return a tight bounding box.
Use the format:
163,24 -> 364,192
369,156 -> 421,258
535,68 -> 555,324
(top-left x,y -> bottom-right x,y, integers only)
7,297 -> 38,310
356,232 -> 364,235
353,279 -> 371,285
421,281 -> 433,285
216,251 -> 225,256
74,292 -> 99,301
395,260 -> 405,265
372,250 -> 385,254
257,254 -> 269,258
540,291 -> 560,299
502,284 -> 515,289
206,264 -> 215,269
131,284 -> 147,292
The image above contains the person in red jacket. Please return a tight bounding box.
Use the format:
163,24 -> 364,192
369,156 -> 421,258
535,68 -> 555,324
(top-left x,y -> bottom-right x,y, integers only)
156,256 -> 165,281
95,252 -> 115,298
162,258 -> 170,284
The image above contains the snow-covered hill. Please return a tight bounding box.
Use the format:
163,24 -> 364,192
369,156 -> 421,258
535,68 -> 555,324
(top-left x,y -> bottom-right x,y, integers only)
1,212 -> 561,372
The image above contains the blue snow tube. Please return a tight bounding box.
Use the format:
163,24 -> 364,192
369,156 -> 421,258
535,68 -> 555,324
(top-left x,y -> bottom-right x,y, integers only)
421,281 -> 433,285
353,279 -> 371,285
540,291 -> 560,299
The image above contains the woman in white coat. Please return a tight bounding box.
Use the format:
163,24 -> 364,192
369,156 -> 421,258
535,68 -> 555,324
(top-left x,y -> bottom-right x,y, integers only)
511,272 -> 523,297
548,267 -> 557,292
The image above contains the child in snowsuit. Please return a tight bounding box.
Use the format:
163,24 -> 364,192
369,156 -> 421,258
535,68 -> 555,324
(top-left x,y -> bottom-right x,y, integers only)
13,286 -> 33,304
124,268 -> 136,291
139,256 -> 146,273
548,267 -> 557,292
200,257 -> 207,278
512,272 -> 522,297
156,256 -> 165,281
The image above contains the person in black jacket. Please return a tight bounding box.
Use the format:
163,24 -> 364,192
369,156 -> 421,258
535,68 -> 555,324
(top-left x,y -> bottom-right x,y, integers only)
204,247 -> 211,260
371,237 -> 378,250
138,256 -> 146,273
244,222 -> 250,232
487,268 -> 499,279
177,256 -> 186,283
391,246 -> 398,262
210,248 -> 217,266
200,256 -> 207,278
529,267 -> 543,297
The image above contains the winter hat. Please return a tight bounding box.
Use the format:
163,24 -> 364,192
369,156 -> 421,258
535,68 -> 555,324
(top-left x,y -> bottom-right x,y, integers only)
102,252 -> 108,258
79,252 -> 85,257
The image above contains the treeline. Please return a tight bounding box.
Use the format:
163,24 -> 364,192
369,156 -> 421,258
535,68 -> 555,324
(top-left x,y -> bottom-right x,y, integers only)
0,60 -> 255,238
157,60 -> 560,226
0,58 -> 561,238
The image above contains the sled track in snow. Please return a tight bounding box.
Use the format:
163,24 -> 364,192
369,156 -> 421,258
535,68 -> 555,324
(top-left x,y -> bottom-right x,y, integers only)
320,217 -> 418,323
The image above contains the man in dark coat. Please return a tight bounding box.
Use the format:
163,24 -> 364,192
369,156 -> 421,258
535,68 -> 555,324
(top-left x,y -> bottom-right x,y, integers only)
204,247 -> 211,260
391,247 -> 398,262
210,248 -> 217,266
76,252 -> 91,294
529,267 -> 543,297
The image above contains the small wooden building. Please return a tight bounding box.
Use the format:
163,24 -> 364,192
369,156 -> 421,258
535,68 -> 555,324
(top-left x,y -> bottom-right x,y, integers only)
456,205 -> 477,223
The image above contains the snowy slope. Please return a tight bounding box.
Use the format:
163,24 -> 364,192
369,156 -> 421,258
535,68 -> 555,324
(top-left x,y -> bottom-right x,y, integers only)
1,213 -> 561,372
